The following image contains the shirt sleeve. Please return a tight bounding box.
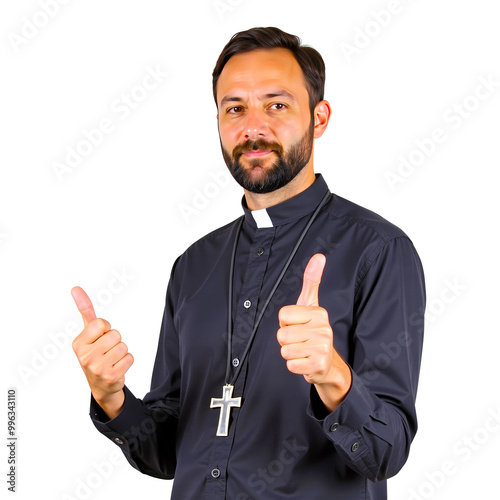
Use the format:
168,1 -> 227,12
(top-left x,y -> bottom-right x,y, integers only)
88,260 -> 182,480
307,235 -> 426,482
89,386 -> 177,479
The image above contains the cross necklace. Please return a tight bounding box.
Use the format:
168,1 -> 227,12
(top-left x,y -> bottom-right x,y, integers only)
210,191 -> 330,436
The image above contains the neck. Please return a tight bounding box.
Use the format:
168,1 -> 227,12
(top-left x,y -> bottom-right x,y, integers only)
244,165 -> 316,211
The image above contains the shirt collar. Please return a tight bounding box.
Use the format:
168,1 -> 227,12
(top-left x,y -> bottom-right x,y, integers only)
241,174 -> 330,228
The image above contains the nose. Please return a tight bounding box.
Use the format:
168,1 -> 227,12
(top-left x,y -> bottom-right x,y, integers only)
246,128 -> 259,141
243,109 -> 269,141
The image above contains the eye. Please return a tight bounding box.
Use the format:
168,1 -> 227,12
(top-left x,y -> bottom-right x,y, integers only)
270,103 -> 287,111
227,106 -> 244,114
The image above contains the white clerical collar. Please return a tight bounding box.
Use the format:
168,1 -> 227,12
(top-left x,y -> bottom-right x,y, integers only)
251,208 -> 273,228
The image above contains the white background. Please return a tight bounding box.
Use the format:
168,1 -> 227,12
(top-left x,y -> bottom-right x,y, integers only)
1,1 -> 499,498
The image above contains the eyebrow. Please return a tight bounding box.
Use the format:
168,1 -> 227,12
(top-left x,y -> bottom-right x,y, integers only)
262,90 -> 296,102
220,90 -> 296,107
220,96 -> 244,106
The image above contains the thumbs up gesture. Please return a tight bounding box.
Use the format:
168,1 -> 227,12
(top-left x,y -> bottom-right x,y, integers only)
277,254 -> 351,412
71,286 -> 134,419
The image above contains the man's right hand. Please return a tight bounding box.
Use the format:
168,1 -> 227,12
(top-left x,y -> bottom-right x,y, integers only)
71,286 -> 134,419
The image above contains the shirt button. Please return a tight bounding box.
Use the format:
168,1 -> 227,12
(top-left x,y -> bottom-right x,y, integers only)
330,423 -> 339,432
243,300 -> 252,309
114,438 -> 124,445
211,468 -> 221,479
256,247 -> 264,256
351,442 -> 359,452
232,357 -> 239,367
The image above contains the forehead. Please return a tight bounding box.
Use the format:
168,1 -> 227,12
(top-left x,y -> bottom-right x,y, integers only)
217,48 -> 309,104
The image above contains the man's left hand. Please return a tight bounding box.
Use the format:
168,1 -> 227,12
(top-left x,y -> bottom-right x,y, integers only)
277,253 -> 351,412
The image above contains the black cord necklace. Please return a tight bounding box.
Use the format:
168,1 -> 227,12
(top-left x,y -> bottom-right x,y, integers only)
209,191 -> 330,436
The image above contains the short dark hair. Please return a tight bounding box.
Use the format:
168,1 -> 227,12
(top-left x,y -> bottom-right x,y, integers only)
212,27 -> 325,115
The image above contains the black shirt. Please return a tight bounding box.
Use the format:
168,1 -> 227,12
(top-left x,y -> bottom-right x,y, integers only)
90,174 -> 425,499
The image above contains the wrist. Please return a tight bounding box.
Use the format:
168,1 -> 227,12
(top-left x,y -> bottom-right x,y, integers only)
314,361 -> 352,413
94,390 -> 125,420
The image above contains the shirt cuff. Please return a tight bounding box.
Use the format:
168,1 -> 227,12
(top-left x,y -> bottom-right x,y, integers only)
307,370 -> 383,476
89,386 -> 148,452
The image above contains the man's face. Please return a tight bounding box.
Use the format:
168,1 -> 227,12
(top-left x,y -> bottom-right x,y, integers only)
216,48 -> 315,194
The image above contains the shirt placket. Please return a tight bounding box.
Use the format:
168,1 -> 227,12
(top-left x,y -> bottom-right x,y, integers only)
205,225 -> 276,500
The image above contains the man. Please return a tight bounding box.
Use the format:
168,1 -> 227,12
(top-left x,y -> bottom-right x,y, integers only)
72,27 -> 425,499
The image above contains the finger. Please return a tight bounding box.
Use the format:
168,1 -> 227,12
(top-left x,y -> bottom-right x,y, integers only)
284,351 -> 331,381
80,318 -> 112,345
111,352 -> 134,375
72,318 -> 112,357
71,286 -> 97,327
277,325 -> 310,346
285,358 -> 311,375
94,329 -> 122,354
296,254 -> 326,307
280,342 -> 310,361
279,304 -> 322,328
103,342 -> 130,367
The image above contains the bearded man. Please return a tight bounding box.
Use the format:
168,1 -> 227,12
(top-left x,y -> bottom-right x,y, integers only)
71,27 -> 425,500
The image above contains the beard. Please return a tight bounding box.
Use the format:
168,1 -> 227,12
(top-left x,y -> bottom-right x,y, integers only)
221,119 -> 314,194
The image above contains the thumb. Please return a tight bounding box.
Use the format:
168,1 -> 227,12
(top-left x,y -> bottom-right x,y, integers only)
71,286 -> 97,327
296,254 -> 326,307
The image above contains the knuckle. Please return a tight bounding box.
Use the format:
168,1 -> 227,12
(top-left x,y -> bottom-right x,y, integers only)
281,345 -> 290,359
278,307 -> 286,322
277,327 -> 286,343
101,373 -> 115,386
91,318 -> 107,334
91,366 -> 104,379
318,341 -> 330,354
91,361 -> 104,376
311,358 -> 325,374
78,351 -> 92,368
318,359 -> 327,373
93,318 -> 108,333
279,305 -> 292,319
93,318 -> 104,329
319,307 -> 329,321
107,329 -> 121,343
319,325 -> 332,339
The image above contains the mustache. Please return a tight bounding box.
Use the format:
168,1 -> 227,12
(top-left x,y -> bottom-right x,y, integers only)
232,139 -> 283,158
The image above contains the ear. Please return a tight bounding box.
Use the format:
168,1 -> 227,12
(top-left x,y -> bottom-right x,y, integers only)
312,100 -> 331,139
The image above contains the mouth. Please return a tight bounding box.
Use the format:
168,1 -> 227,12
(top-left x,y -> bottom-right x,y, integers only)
242,150 -> 273,158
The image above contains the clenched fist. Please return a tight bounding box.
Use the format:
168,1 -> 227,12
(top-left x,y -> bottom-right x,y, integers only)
277,254 -> 351,412
71,286 -> 134,419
